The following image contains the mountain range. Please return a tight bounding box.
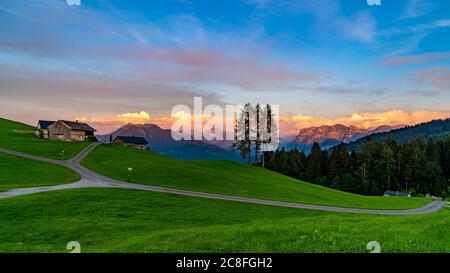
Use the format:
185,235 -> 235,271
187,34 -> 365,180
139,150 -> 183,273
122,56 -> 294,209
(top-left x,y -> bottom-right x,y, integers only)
99,119 -> 450,160
290,124 -> 405,152
97,123 -> 242,161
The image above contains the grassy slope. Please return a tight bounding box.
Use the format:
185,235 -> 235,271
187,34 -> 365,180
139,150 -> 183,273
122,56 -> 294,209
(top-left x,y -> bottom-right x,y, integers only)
0,153 -> 79,191
84,144 -> 430,210
0,118 -> 90,159
0,188 -> 447,253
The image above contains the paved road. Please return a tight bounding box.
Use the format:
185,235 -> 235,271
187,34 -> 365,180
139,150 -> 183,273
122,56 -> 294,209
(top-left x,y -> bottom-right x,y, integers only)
0,144 -> 445,215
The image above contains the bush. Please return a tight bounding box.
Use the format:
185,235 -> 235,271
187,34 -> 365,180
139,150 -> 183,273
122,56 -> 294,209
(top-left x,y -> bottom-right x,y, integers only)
442,190 -> 448,201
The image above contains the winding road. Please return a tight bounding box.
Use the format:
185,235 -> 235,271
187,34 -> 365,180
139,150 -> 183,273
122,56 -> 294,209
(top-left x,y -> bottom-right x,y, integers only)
0,143 -> 445,215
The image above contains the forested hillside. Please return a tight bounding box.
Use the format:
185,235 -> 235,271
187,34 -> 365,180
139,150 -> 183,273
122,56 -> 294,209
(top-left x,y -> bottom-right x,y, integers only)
346,118 -> 450,151
263,136 -> 450,198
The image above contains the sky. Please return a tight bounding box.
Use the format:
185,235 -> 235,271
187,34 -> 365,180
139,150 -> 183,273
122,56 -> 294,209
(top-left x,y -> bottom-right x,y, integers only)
0,0 -> 449,136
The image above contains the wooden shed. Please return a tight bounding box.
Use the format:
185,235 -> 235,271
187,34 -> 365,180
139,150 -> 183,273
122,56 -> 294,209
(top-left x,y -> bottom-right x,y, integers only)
113,136 -> 148,150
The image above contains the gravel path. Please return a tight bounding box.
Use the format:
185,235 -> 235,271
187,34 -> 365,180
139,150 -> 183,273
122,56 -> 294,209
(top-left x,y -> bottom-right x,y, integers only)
0,144 -> 445,215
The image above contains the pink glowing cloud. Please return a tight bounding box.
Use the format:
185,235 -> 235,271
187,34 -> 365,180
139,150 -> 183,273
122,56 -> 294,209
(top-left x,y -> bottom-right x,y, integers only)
72,109 -> 450,137
409,67 -> 450,88
381,52 -> 450,66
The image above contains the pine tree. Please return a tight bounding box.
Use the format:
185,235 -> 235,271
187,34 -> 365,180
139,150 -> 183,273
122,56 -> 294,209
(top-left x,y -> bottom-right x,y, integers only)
304,143 -> 323,183
381,145 -> 395,191
255,103 -> 260,164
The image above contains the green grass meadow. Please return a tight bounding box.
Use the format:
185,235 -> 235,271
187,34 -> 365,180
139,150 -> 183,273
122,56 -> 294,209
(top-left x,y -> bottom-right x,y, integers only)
0,153 -> 79,191
0,117 -> 447,253
83,144 -> 430,210
0,188 -> 448,253
0,118 -> 90,159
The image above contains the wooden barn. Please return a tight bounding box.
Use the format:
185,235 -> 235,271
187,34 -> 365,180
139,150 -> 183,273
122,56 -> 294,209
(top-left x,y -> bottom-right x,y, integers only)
113,136 -> 148,150
45,120 -> 96,141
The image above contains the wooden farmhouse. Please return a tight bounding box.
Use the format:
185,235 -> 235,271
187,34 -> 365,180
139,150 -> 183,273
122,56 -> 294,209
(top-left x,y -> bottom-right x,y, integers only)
37,120 -> 96,141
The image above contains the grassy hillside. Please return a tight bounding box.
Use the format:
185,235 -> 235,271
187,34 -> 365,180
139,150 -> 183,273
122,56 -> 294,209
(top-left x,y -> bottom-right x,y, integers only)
0,153 -> 79,191
83,144 -> 430,209
0,118 -> 90,159
0,188 -> 447,253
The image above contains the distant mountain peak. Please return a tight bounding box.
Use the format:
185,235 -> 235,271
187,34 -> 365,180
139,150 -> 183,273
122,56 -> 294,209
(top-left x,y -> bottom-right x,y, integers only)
120,123 -> 162,130
294,124 -> 367,145
369,124 -> 405,133
291,123 -> 403,151
107,123 -> 164,137
97,123 -> 241,161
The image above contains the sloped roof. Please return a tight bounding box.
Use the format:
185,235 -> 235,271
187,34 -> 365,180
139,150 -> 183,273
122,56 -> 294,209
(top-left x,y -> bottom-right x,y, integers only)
60,120 -> 96,132
114,136 -> 148,145
38,120 -> 55,129
384,191 -> 410,197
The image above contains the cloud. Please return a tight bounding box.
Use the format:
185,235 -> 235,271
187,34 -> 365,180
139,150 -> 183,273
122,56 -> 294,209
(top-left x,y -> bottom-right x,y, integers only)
399,0 -> 438,20
0,63 -> 227,124
73,111 -> 228,135
75,111 -> 157,134
0,1 -> 316,91
381,52 -> 450,66
408,90 -> 440,97
377,19 -> 450,56
117,111 -> 151,120
409,67 -> 450,88
73,109 -> 450,137
144,47 -> 221,66
379,19 -> 450,37
244,0 -> 377,43
243,0 -> 272,8
338,11 -> 377,43
1,0 -> 448,135
118,45 -> 314,89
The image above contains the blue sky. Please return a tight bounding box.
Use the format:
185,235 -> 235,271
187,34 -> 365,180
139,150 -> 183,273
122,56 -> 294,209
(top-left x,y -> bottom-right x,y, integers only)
0,0 -> 449,134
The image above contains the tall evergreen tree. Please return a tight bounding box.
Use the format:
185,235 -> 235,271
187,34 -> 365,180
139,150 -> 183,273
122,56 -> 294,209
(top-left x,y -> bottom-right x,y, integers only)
381,145 -> 396,191
304,143 -> 323,183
